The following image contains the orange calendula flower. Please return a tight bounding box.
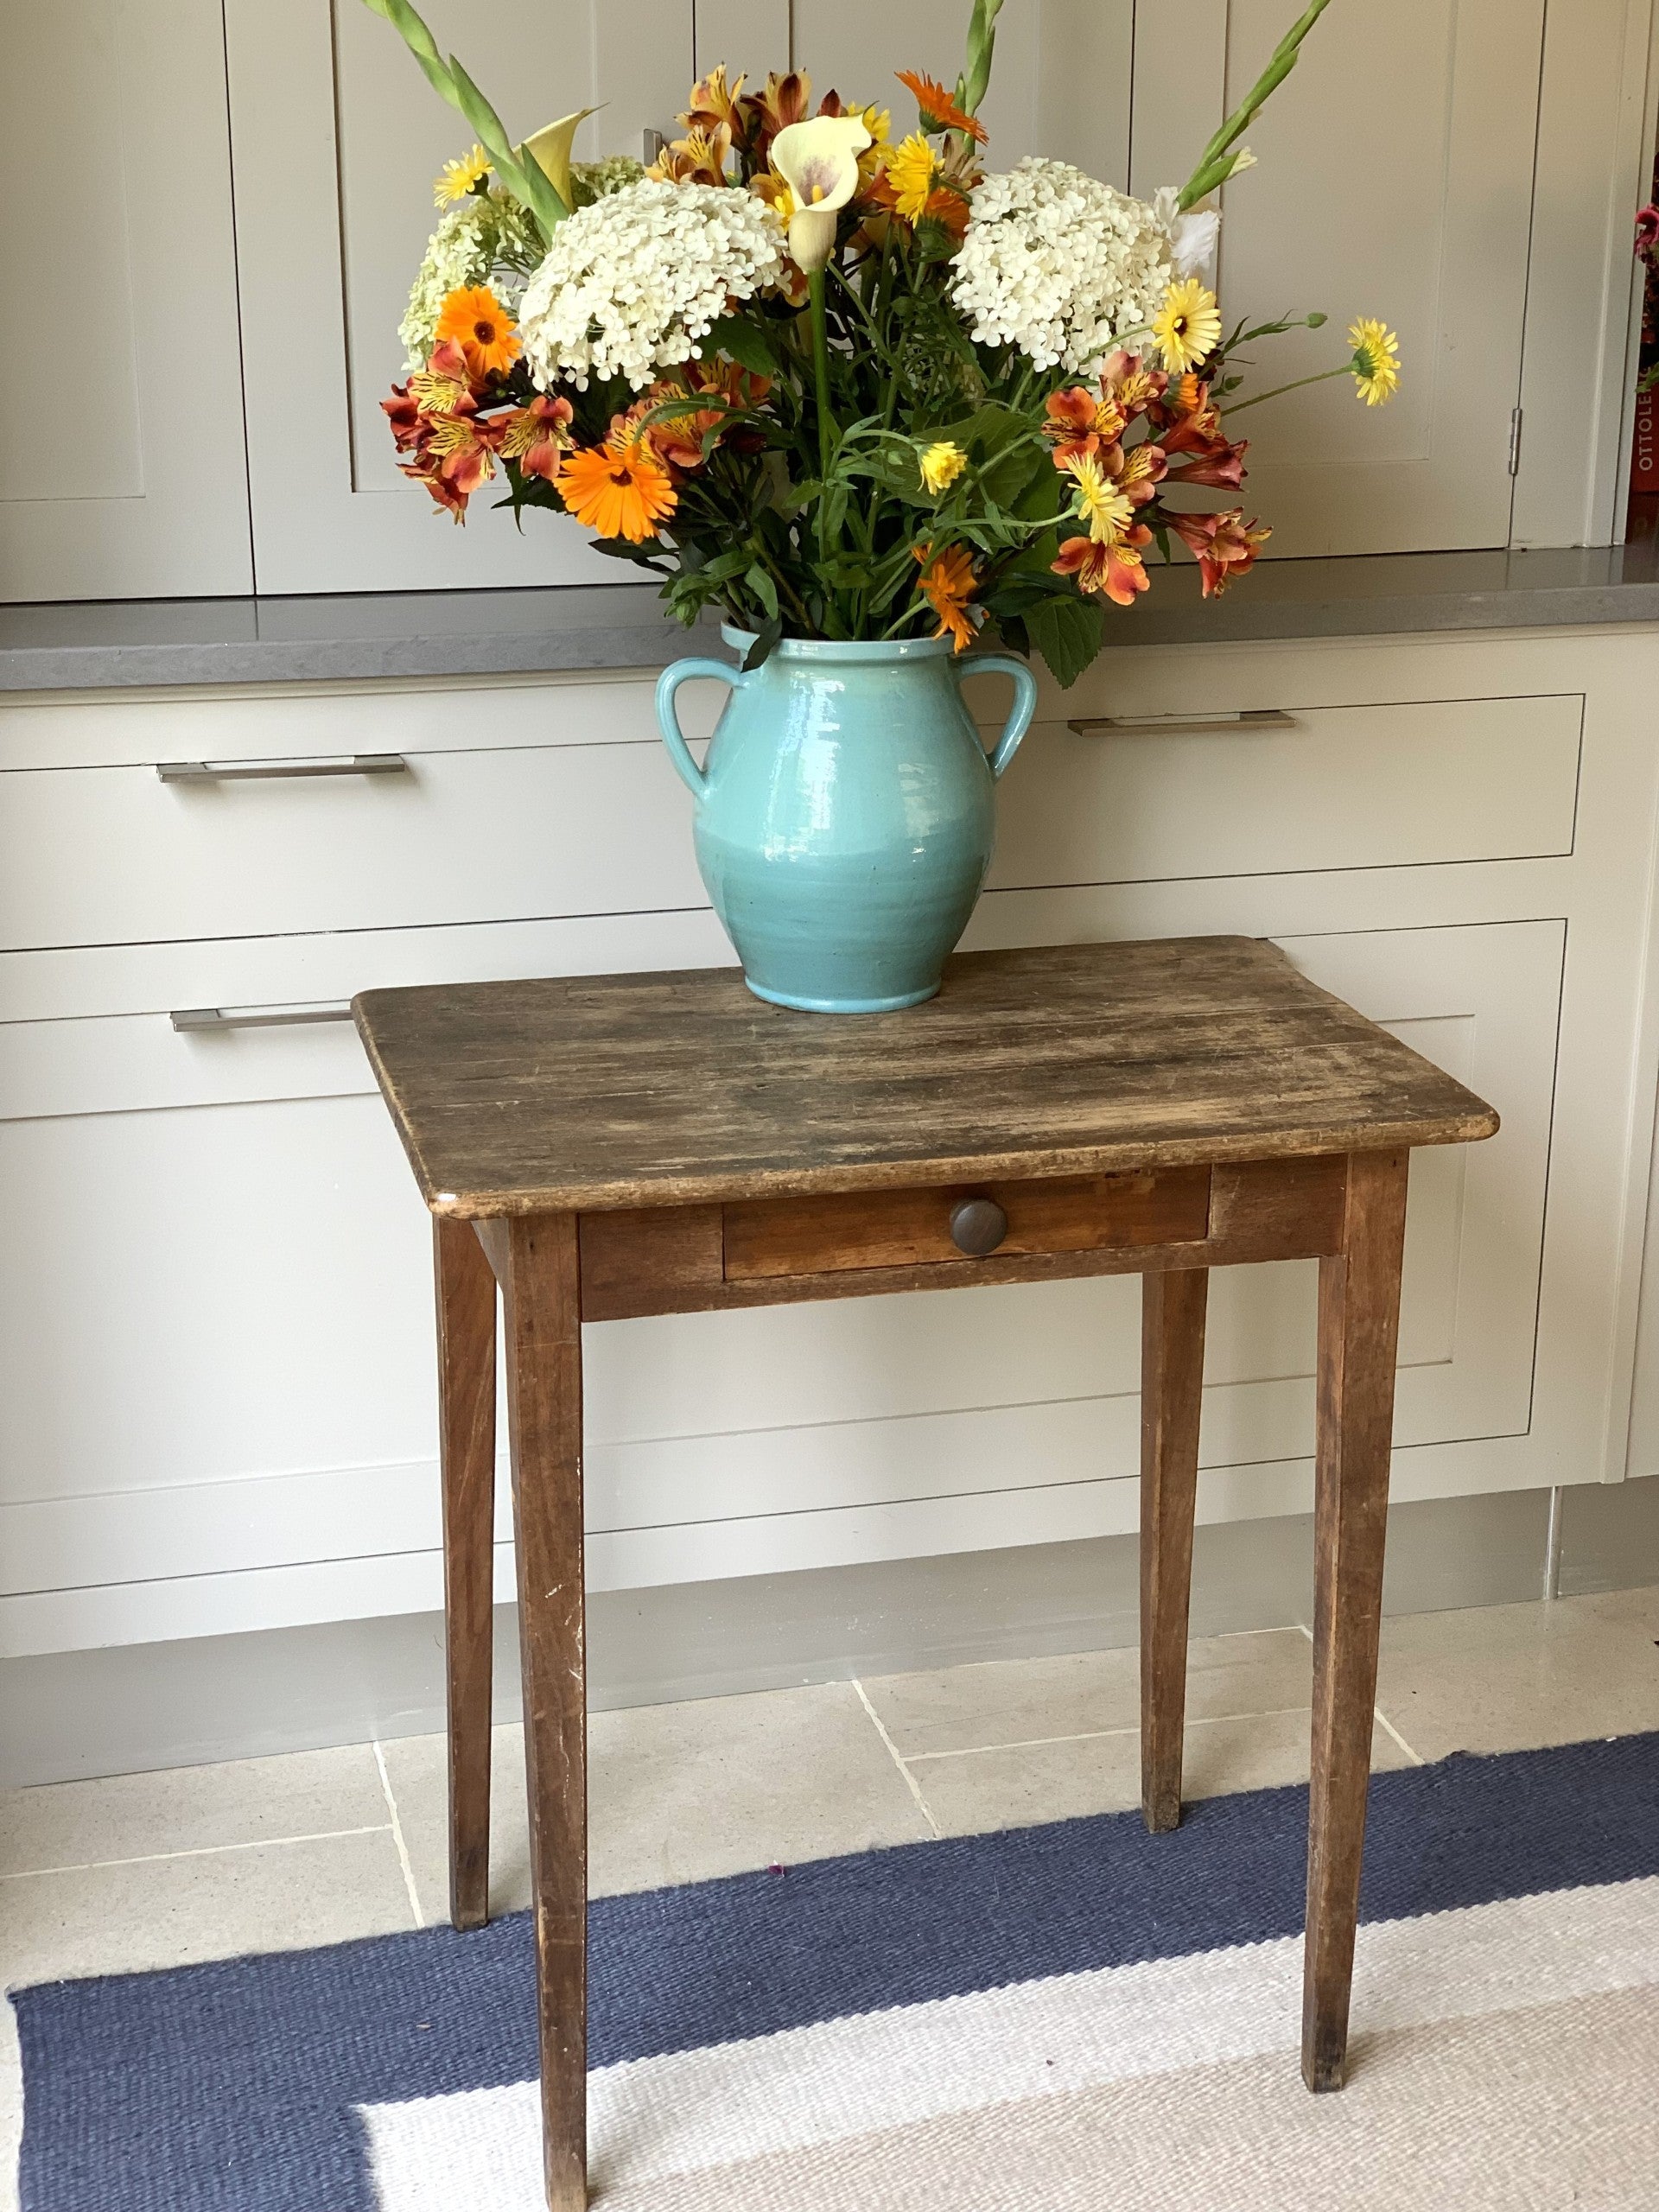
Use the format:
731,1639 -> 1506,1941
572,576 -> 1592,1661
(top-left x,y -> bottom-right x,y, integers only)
895,68 -> 988,143
556,437 -> 677,543
912,541 -> 980,652
922,183 -> 971,242
499,393 -> 575,485
435,286 -> 521,380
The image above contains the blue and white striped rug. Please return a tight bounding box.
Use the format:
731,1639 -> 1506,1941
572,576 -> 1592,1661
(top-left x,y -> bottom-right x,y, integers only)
14,1732 -> 1659,2211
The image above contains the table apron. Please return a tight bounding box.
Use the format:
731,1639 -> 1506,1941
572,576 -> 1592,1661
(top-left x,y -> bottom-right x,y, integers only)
474,1154 -> 1357,1320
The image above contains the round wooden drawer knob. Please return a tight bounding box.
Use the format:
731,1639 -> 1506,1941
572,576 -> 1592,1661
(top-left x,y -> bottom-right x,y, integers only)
950,1197 -> 1008,1256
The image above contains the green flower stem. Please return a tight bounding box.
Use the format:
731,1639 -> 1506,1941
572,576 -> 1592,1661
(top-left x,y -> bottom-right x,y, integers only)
1223,363 -> 1350,415
809,270 -> 836,485
1178,0 -> 1335,212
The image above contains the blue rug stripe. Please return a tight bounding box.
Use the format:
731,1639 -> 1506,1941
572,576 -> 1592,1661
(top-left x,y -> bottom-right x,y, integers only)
15,1732 -> 1659,2212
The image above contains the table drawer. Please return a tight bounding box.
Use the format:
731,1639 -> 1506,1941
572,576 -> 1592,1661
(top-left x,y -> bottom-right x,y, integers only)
723,1170 -> 1213,1281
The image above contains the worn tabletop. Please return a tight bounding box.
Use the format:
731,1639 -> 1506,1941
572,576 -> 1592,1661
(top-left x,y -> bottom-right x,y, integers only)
353,937 -> 1499,1217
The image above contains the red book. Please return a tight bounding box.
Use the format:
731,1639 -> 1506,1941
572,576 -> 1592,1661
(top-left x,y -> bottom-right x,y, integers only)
1633,385 -> 1659,493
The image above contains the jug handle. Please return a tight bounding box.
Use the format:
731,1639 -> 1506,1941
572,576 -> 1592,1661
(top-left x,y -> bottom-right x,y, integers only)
655,657 -> 745,798
960,652 -> 1039,780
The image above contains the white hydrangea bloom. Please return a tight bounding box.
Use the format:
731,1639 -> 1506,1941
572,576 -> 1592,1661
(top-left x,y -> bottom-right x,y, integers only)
950,158 -> 1174,373
518,180 -> 785,391
399,189 -> 543,370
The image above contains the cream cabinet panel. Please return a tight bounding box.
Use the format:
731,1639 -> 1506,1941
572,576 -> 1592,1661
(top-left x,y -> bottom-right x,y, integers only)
1131,0 -> 1544,556
0,739 -> 705,950
791,0 -> 1132,184
988,694 -> 1583,889
0,913 -> 1556,1650
223,0 -> 693,593
0,0 -> 251,600
692,0 -> 790,91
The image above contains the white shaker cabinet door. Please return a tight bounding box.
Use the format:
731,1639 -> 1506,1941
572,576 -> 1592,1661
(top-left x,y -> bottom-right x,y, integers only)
1130,0 -> 1545,556
223,0 -> 694,594
791,0 -> 1133,185
0,0 -> 251,601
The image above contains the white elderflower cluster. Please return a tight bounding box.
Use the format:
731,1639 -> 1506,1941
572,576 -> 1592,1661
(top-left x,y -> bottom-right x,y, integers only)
518,180 -> 785,391
950,158 -> 1174,373
399,188 -> 544,370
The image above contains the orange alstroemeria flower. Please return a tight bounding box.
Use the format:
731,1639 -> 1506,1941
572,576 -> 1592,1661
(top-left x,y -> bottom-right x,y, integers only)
1099,349 -> 1168,422
1052,522 -> 1154,607
499,393 -> 575,485
648,122 -> 734,186
1043,385 -> 1129,468
1116,441 -> 1168,505
1167,509 -> 1271,596
556,436 -> 677,543
737,70 -> 812,158
682,64 -> 745,135
913,541 -> 980,652
435,286 -> 521,381
895,68 -> 988,143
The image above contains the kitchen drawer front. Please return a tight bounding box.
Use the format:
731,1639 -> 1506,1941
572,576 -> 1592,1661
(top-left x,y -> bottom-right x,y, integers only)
0,908 -> 734,1119
986,692 -> 1582,890
723,1170 -> 1212,1281
0,737 -> 704,952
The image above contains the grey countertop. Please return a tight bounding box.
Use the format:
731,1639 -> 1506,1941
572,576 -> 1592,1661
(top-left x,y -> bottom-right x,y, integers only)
5,544 -> 1659,693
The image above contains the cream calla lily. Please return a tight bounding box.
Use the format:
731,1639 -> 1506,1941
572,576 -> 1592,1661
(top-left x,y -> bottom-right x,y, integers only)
770,114 -> 872,272
520,106 -> 602,220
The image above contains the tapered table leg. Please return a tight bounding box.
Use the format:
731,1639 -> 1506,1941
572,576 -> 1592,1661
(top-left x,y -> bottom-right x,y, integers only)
1302,1150 -> 1409,2093
435,1214 -> 498,1933
502,1213 -> 588,2212
1140,1268 -> 1209,1834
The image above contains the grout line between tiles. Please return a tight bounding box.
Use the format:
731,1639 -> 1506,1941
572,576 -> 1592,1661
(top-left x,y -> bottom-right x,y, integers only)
1371,1706 -> 1427,1766
0,1827 -> 392,1882
903,1705 -> 1318,1764
850,1678 -> 941,1840
373,1740 -> 426,1928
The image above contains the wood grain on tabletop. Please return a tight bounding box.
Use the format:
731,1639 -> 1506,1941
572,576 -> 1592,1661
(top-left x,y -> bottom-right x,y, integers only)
353,938 -> 1500,1217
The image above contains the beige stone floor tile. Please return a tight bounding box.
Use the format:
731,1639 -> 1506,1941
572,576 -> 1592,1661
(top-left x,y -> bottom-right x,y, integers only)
861,1627 -> 1314,1758
0,1743 -> 389,1878
0,1829 -> 415,1994
1374,1589 -> 1659,1760
382,1680 -> 932,1918
908,1708 -> 1408,1840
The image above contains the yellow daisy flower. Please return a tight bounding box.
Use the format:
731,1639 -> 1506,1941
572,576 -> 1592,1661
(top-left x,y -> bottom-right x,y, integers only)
1151,279 -> 1223,372
435,144 -> 491,207
1065,454 -> 1135,543
918,441 -> 967,495
1349,318 -> 1402,406
886,132 -> 938,224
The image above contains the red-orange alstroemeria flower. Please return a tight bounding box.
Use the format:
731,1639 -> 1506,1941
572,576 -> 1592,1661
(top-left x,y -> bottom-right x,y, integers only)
1167,509 -> 1272,596
1052,522 -> 1154,607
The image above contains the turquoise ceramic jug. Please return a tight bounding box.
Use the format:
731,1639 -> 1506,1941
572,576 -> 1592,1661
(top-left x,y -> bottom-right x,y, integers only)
655,628 -> 1038,1013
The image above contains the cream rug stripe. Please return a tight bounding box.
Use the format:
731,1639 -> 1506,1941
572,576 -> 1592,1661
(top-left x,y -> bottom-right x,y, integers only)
607,1985 -> 1659,2212
359,1873 -> 1659,2210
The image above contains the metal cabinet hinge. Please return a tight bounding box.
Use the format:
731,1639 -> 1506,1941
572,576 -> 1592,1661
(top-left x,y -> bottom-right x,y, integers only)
1509,407 -> 1523,477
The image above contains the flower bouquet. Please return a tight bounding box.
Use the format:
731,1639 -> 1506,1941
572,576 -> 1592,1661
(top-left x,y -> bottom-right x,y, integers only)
366,0 -> 1400,1011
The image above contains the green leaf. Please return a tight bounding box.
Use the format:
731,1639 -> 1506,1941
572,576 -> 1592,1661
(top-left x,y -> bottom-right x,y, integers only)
741,615 -> 785,671
705,314 -> 781,377
447,54 -> 565,229
747,563 -> 779,621
1025,592 -> 1104,690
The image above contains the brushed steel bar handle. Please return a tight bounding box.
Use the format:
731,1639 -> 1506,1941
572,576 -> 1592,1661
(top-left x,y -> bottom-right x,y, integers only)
170,1004 -> 354,1033
156,754 -> 409,783
1065,709 -> 1297,736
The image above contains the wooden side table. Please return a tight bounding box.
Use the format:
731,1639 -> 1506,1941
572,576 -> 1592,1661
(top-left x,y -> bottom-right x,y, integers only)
356,936 -> 1498,2212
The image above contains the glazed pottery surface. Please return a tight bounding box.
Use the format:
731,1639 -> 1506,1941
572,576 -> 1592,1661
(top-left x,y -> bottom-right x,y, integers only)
655,628 -> 1037,1013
